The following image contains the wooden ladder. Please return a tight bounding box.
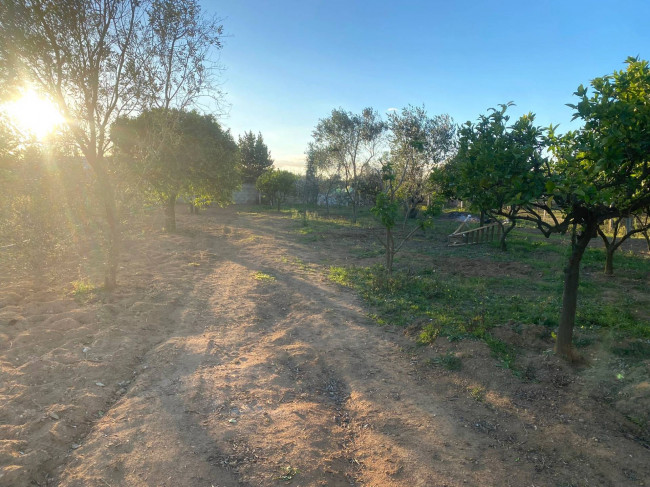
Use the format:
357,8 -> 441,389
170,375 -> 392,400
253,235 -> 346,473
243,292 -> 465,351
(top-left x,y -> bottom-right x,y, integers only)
448,217 -> 502,247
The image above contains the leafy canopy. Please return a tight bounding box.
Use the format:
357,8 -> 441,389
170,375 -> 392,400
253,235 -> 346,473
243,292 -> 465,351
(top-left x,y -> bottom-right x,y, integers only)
256,168 -> 297,210
239,131 -> 273,183
111,108 -> 239,206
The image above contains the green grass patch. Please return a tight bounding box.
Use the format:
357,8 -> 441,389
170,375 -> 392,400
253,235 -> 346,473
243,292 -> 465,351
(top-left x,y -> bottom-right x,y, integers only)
328,243 -> 649,369
483,333 -> 519,372
253,207 -> 648,353
329,264 -> 527,370
577,302 -> 650,339
429,352 -> 462,371
418,323 -> 440,344
70,279 -> 96,303
253,271 -> 276,282
349,244 -> 384,258
328,264 -> 562,335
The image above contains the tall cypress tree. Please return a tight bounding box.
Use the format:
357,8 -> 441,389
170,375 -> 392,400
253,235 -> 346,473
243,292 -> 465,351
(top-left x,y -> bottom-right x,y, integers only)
239,131 -> 273,183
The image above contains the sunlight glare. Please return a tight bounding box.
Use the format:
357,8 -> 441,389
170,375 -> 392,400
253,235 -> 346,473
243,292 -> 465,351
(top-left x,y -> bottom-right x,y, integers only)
2,90 -> 64,140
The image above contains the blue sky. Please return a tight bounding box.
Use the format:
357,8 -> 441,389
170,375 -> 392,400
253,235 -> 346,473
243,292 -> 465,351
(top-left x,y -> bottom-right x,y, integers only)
202,0 -> 649,172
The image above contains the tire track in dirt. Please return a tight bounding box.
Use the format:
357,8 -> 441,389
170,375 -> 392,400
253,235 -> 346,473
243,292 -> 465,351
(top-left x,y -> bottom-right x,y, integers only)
55,214 -> 361,486
47,210 -> 547,485
54,210 -> 528,486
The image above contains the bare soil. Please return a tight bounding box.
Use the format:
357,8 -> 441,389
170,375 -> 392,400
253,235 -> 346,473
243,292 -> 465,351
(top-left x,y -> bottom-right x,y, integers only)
1,207 -> 648,486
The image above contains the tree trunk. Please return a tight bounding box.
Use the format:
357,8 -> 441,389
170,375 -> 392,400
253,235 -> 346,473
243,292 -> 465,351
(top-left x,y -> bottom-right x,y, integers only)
351,183 -> 360,224
93,164 -> 119,290
498,229 -> 507,251
597,225 -> 619,276
556,221 -> 596,358
480,210 -> 486,227
164,195 -> 177,232
101,186 -> 118,291
604,248 -> 614,276
498,219 -> 516,251
385,227 -> 394,275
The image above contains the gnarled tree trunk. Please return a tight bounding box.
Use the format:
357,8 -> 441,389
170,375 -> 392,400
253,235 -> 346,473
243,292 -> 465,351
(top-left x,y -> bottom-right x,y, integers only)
497,219 -> 516,251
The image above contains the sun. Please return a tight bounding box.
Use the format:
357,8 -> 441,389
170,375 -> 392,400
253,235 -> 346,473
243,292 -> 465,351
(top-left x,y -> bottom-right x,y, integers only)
2,90 -> 64,140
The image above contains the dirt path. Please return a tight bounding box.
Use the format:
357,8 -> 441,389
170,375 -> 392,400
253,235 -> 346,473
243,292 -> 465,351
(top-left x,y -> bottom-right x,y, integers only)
2,208 -> 648,486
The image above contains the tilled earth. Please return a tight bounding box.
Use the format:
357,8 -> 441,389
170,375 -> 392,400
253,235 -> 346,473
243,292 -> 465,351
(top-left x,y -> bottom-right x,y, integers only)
0,207 -> 648,486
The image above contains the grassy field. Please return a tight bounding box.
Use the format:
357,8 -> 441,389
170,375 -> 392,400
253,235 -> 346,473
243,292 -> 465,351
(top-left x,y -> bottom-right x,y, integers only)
254,204 -> 650,373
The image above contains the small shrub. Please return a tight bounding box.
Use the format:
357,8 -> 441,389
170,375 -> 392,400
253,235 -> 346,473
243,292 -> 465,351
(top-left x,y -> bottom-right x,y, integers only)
71,279 -> 96,302
573,335 -> 595,348
276,466 -> 299,482
328,266 -> 352,287
469,386 -> 485,402
418,323 -> 440,345
611,340 -> 650,359
431,352 -> 462,371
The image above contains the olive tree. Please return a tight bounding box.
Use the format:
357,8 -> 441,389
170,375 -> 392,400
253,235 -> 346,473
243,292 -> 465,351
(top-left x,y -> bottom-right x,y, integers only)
0,0 -> 146,288
371,106 -> 455,274
111,109 -> 239,231
304,142 -> 342,214
387,105 -> 455,224
312,108 -> 385,223
371,160 -> 432,274
143,0 -> 224,111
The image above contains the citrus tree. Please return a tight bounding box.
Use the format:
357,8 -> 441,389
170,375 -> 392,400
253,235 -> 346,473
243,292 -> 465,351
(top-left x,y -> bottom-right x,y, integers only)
490,58 -> 650,358
435,103 -> 546,250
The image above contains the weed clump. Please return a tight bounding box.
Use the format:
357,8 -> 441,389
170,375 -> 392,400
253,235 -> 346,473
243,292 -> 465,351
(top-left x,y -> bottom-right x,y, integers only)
253,271 -> 275,282
71,279 -> 96,303
430,352 -> 462,371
